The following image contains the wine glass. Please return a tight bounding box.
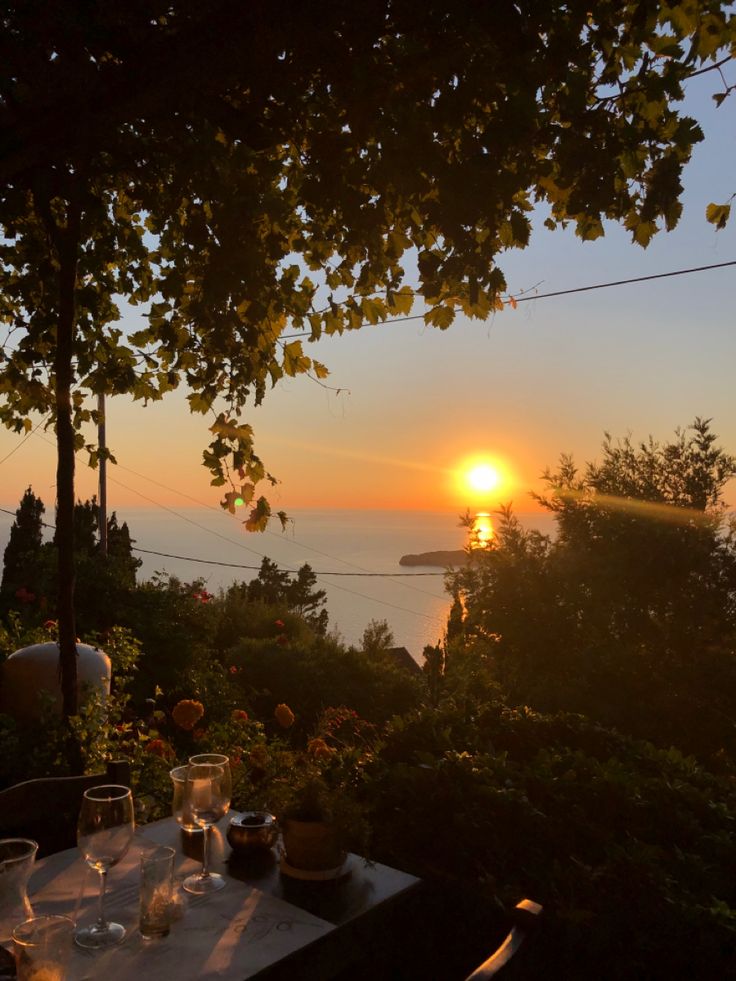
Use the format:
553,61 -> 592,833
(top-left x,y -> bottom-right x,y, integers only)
182,762 -> 231,895
75,785 -> 135,949
188,753 -> 231,825
188,753 -> 231,804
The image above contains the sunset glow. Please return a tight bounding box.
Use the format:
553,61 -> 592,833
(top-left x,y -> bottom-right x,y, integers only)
472,512 -> 494,546
456,457 -> 510,503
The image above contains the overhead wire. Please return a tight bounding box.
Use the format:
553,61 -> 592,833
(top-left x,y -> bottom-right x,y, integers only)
110,461 -> 449,594
0,414 -> 52,466
279,259 -> 736,338
0,424 -> 446,590
103,474 -> 449,624
4,255 -> 732,624
0,428 -> 453,624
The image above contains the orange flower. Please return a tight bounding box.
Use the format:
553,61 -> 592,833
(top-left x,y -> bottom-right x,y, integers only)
274,703 -> 295,729
172,699 -> 205,731
307,737 -> 335,760
146,738 -> 173,759
231,709 -> 249,723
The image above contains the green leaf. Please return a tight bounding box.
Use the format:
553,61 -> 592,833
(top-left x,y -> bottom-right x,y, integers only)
631,220 -> 658,247
424,306 -> 455,329
360,296 -> 386,325
283,340 -> 311,377
187,392 -> 212,414
388,287 -> 414,316
705,202 -> 731,230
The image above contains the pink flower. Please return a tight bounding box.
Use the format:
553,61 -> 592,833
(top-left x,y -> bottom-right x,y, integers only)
274,619 -> 285,629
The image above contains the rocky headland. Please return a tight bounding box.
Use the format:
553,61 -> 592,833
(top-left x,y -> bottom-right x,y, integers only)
399,549 -> 468,568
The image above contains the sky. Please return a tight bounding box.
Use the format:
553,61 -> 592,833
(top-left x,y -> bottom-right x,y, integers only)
1,70 -> 735,523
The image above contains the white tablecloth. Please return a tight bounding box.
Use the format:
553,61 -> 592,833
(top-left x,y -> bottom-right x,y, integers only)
31,835 -> 335,980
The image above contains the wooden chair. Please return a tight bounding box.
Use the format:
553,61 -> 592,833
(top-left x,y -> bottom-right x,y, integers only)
0,760 -> 131,857
464,899 -> 543,979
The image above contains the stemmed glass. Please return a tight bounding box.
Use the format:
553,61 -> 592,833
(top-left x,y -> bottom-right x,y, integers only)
189,753 -> 231,797
182,762 -> 231,895
75,785 -> 135,949
188,752 -> 231,829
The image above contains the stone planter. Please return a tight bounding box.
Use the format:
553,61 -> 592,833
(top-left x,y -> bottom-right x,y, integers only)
0,643 -> 111,723
281,817 -> 345,872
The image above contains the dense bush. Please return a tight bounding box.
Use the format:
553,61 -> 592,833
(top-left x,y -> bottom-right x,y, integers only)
365,699 -> 736,979
228,632 -> 422,735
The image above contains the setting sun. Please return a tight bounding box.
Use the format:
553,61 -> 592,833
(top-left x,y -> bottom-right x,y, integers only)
467,464 -> 501,493
455,456 -> 511,503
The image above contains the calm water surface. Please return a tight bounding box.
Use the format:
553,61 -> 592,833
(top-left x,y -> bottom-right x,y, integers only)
0,506 -> 555,659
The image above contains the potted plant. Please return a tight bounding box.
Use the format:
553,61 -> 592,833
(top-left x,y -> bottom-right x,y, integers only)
263,730 -> 372,875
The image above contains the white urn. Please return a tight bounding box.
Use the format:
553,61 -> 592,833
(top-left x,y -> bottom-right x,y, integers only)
0,642 -> 111,722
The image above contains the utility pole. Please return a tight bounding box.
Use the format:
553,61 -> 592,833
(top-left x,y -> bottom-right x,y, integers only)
97,392 -> 107,557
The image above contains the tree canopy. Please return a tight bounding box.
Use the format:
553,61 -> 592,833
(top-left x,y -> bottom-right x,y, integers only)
1,2 -> 734,715
2,3 -> 735,488
448,420 -> 736,758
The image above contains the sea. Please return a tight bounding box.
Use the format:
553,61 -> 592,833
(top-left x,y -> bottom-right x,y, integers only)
0,506 -> 555,661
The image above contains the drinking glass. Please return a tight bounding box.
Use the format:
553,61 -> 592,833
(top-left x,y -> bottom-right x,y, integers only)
182,763 -> 231,895
139,846 -> 176,940
12,914 -> 74,981
75,785 -> 135,949
188,753 -> 231,828
188,753 -> 232,806
170,766 -> 202,833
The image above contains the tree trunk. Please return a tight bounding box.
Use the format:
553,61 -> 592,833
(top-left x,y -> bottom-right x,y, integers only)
55,202 -> 81,721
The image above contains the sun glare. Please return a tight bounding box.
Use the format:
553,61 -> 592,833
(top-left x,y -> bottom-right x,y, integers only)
467,464 -> 500,493
472,512 -> 494,547
456,456 -> 510,501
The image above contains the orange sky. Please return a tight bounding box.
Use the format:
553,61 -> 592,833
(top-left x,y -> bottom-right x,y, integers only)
0,390 -> 542,516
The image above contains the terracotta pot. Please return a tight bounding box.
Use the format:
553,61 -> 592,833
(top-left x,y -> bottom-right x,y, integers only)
281,818 -> 345,872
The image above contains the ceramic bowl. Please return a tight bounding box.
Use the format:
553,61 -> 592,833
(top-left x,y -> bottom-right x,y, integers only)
226,812 -> 278,853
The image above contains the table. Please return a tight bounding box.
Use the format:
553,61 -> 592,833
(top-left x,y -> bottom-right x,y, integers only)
26,814 -> 421,980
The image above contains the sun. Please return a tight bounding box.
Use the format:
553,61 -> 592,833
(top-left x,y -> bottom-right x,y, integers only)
452,454 -> 512,505
467,463 -> 501,493
460,458 -> 506,496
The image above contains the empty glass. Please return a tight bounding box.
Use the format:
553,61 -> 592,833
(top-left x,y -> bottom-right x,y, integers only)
182,762 -> 231,895
75,785 -> 135,949
188,753 -> 232,808
12,914 -> 74,981
139,846 -> 176,940
170,766 -> 202,833
0,838 -> 37,944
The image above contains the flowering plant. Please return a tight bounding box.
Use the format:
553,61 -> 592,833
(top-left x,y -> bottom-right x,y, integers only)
258,704 -> 374,857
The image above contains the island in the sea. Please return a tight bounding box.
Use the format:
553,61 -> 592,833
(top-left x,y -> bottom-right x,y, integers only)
399,550 -> 468,568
